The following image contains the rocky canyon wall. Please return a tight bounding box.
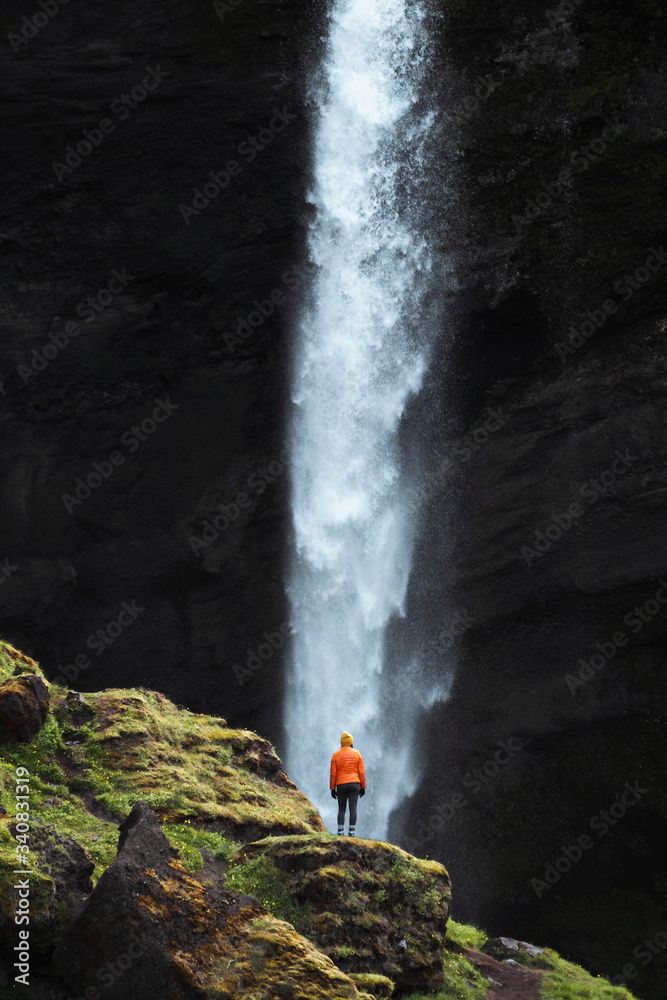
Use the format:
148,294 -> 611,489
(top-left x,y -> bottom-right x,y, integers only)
401,1 -> 667,997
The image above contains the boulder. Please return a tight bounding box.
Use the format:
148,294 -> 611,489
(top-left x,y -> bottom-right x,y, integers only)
52,802 -> 362,1000
483,936 -> 554,970
0,674 -> 50,742
0,819 -> 94,958
227,834 -> 451,992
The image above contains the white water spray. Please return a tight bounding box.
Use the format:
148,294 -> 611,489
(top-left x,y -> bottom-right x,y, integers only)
286,0 -> 442,839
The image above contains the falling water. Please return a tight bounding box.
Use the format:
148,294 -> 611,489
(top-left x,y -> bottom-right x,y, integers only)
286,0 -> 441,839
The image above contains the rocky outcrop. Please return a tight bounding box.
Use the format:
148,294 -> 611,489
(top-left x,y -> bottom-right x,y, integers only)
47,678 -> 325,838
0,643 -> 644,1000
227,834 -> 451,993
52,803 -> 361,1000
0,818 -> 94,959
0,673 -> 50,742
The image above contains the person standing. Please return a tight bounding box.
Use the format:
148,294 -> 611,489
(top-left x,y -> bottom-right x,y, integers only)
330,731 -> 366,836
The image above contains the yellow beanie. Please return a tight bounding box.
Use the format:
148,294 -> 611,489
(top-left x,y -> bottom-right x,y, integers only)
340,732 -> 353,746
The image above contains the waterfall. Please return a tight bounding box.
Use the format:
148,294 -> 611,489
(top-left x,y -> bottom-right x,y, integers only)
285,0 -> 441,839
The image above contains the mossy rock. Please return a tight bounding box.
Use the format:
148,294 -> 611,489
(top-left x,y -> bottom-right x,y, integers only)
226,833 -> 450,992
52,803 -> 361,1000
348,971 -> 395,997
483,935 -> 555,970
0,644 -> 40,682
0,815 -> 94,956
47,684 -> 324,838
0,637 -> 324,897
0,817 -> 56,926
0,674 -> 50,743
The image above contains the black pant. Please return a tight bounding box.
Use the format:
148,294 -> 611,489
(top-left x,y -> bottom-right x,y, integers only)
337,782 -> 360,826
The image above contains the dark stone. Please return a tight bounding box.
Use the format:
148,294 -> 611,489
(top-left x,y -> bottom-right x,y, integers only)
0,673 -> 50,741
52,803 -> 358,1000
52,802 -> 241,998
0,820 -> 94,962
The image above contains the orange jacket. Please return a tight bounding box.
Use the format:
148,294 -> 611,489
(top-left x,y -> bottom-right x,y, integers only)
330,746 -> 366,790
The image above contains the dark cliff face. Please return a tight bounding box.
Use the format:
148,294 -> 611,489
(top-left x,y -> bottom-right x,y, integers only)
0,0 -> 324,735
0,0 -> 666,997
398,1 -> 667,998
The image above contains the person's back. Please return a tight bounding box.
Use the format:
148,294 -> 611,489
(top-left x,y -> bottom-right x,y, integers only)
330,731 -> 366,836
331,745 -> 364,784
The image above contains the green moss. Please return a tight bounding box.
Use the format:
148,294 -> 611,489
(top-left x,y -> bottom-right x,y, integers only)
445,919 -> 488,952
161,822 -> 239,873
483,936 -> 555,971
0,712 -> 64,780
329,944 -> 358,960
402,949 -> 488,1000
400,922 -> 641,1000
371,856 -> 448,919
348,972 -> 395,997
538,949 -> 637,999
0,638 -> 323,904
225,855 -> 314,933
0,643 -> 42,683
0,818 -> 56,916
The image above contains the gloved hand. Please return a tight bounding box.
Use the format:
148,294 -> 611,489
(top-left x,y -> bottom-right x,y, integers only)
359,788 -> 366,797
331,789 -> 337,799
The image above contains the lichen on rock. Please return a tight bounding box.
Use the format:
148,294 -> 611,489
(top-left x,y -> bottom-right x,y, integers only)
226,833 -> 451,993
52,802 -> 362,1000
